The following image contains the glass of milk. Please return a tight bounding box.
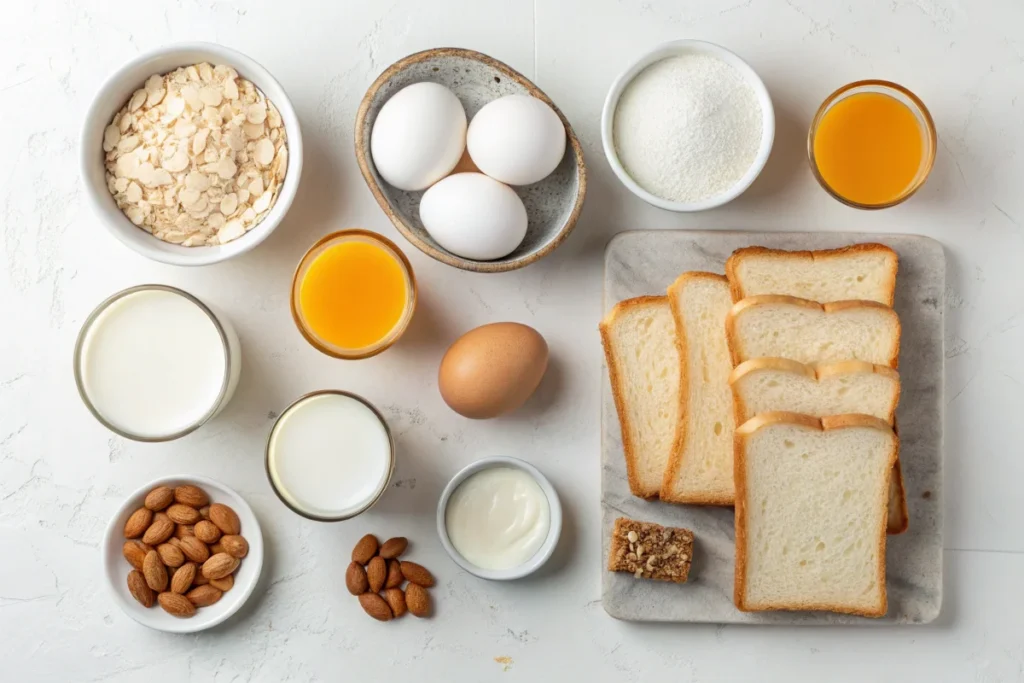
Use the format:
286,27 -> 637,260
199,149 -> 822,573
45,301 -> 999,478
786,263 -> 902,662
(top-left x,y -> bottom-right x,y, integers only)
74,285 -> 242,441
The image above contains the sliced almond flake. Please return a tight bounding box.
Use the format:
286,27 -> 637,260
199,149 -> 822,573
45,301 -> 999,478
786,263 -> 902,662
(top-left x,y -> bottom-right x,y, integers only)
254,138 -> 274,167
272,146 -> 288,179
203,148 -> 219,164
114,177 -> 129,193
125,206 -> 144,225
178,188 -> 202,206
118,115 -> 133,134
180,85 -> 202,111
165,96 -> 185,119
217,219 -> 245,243
174,120 -> 197,138
199,86 -> 223,107
220,193 -> 239,216
237,189 -> 250,205
203,106 -> 222,127
106,176 -> 117,193
251,190 -> 273,213
267,102 -> 282,129
213,64 -> 237,81
217,157 -> 237,179
248,177 -> 264,197
184,172 -> 210,191
243,122 -> 263,139
126,182 -> 143,203
207,212 -> 226,229
151,168 -> 174,186
192,128 -> 210,155
162,231 -> 188,244
245,102 -> 266,125
103,125 -> 121,152
225,126 -> 245,152
241,207 -> 257,223
223,78 -> 239,100
145,85 -> 166,108
172,70 -> 188,85
199,63 -> 214,82
206,186 -> 224,202
164,151 -> 189,172
129,89 -> 148,111
186,65 -> 201,82
187,195 -> 209,214
270,128 -> 279,142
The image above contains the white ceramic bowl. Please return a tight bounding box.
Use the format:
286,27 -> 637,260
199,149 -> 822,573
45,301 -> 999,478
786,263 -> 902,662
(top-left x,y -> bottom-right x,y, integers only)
601,39 -> 775,212
81,43 -> 303,266
436,457 -> 562,581
102,475 -> 264,633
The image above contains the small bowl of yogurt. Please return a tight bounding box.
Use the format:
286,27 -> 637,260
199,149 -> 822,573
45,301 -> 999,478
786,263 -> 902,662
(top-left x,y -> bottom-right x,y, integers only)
437,457 -> 562,581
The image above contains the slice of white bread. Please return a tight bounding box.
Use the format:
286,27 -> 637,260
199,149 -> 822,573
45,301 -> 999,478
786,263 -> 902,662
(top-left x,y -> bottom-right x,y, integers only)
600,296 -> 680,498
726,296 -> 901,368
726,244 -> 898,306
661,273 -> 735,505
734,413 -> 897,617
729,358 -> 901,425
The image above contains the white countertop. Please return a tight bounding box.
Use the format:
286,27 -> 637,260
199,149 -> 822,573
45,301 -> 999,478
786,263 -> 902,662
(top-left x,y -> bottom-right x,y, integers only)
2,0 -> 1022,680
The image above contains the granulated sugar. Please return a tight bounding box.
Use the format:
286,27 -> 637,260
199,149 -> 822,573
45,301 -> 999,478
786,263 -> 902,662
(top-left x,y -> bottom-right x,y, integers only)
613,54 -> 763,203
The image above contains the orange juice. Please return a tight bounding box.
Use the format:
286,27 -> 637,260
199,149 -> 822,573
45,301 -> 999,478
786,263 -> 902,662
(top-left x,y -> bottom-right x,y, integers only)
812,91 -> 926,206
293,232 -> 414,356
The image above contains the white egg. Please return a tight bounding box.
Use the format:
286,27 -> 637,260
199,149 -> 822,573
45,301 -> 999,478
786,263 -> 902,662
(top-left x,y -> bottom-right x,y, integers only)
467,94 -> 567,186
370,82 -> 467,191
419,173 -> 528,261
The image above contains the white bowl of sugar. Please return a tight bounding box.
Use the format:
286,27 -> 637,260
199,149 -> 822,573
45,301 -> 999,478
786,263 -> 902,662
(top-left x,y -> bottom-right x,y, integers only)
601,40 -> 774,212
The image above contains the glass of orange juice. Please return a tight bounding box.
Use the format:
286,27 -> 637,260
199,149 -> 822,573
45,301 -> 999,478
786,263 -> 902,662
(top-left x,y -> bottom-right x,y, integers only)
291,230 -> 416,359
809,80 -> 936,209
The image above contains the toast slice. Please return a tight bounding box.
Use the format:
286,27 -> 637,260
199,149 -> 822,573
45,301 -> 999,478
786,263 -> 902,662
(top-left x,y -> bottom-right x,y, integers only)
726,244 -> 898,306
734,413 -> 897,617
661,273 -> 735,505
726,296 -> 901,368
600,296 -> 681,498
729,358 -> 900,425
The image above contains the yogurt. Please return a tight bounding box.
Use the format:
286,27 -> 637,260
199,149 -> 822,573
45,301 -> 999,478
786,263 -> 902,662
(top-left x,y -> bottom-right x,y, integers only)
76,286 -> 239,440
267,392 -> 393,520
444,467 -> 550,570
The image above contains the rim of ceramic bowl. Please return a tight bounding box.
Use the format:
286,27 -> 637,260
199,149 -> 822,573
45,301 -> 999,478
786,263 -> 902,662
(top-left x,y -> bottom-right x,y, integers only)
354,47 -> 587,273
102,474 -> 264,633
807,79 -> 937,210
80,41 -> 303,266
289,230 -> 418,360
73,284 -> 233,442
265,390 -> 396,522
436,456 -> 562,580
601,39 -> 776,212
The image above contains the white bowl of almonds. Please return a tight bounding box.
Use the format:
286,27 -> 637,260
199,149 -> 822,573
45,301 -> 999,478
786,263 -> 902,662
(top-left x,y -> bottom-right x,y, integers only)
102,475 -> 263,633
81,43 -> 301,265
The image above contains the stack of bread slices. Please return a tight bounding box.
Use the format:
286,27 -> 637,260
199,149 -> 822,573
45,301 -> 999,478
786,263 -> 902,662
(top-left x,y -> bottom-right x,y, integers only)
601,243 -> 902,618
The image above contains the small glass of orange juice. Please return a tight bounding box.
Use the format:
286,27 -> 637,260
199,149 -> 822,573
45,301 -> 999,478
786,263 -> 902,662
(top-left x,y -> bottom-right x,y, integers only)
291,230 -> 416,359
809,80 -> 936,209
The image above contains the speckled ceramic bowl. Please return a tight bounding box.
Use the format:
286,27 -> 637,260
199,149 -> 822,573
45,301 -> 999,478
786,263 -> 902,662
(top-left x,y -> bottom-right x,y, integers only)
355,48 -> 586,273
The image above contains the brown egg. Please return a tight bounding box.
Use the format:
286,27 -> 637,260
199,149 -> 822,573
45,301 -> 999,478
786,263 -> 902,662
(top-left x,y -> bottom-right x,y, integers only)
438,322 -> 548,419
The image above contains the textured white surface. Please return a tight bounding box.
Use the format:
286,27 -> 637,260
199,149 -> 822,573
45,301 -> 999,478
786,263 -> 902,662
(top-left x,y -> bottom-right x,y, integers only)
1,0 -> 1022,681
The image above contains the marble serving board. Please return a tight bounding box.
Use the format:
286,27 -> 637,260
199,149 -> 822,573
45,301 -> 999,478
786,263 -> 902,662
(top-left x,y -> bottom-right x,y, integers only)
601,231 -> 944,625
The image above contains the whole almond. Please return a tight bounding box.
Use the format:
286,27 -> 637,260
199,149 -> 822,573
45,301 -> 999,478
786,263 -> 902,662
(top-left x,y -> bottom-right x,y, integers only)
167,504 -> 202,525
199,505 -> 211,520
405,582 -> 431,617
158,592 -> 196,618
399,561 -> 435,588
187,584 -> 223,607
143,550 -> 168,591
171,562 -> 197,594
379,537 -> 408,560
345,561 -> 369,595
385,560 -> 403,589
174,524 -> 195,539
142,513 -> 174,545
174,484 -> 209,508
156,543 -> 185,568
351,534 -> 379,565
127,570 -> 156,607
178,536 -> 210,564
220,535 -> 248,559
358,592 -> 393,621
367,556 -> 387,593
122,540 -> 152,571
209,574 -> 233,592
124,507 -> 153,539
209,503 -> 241,535
202,552 -> 239,580
384,587 -> 407,618
144,486 -> 174,511
194,520 -> 222,544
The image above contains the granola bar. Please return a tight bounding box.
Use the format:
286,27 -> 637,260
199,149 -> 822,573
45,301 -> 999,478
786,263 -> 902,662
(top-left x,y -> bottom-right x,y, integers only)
608,517 -> 693,583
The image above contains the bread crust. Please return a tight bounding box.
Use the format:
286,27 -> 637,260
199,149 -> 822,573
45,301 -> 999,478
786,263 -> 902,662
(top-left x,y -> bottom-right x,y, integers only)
599,295 -> 671,499
725,243 -> 899,306
725,295 -> 902,369
660,272 -> 733,505
733,412 -> 897,617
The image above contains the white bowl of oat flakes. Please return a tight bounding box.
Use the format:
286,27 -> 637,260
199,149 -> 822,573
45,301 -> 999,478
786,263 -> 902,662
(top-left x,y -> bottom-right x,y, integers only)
81,43 -> 302,266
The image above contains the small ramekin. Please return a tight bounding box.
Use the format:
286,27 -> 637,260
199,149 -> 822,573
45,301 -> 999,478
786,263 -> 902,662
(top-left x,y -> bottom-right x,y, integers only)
601,39 -> 775,212
80,42 -> 303,266
436,456 -> 562,581
73,284 -> 242,442
290,230 -> 417,360
808,79 -> 936,210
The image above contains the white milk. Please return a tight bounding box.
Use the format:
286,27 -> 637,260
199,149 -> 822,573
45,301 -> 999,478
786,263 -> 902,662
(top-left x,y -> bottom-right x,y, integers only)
79,288 -> 232,439
267,393 -> 392,519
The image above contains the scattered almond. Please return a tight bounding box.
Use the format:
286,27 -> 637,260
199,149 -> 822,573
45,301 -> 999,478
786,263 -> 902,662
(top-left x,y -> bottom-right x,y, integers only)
220,534 -> 248,559
156,543 -> 185,568
124,507 -> 153,539
209,574 -> 233,592
399,561 -> 435,588
358,593 -> 393,622
345,562 -> 369,596
351,534 -> 379,565
209,503 -> 241,535
384,587 -> 407,618
171,562 -> 197,594
202,552 -> 239,580
367,556 -> 387,593
122,540 -> 152,571
187,585 -> 223,607
144,486 -> 174,511
385,559 -> 403,589
158,591 -> 196,618
194,520 -> 222,544
166,504 -> 202,525
174,484 -> 209,508
405,583 -> 431,617
143,550 -> 168,592
178,535 -> 210,564
142,513 -> 175,545
379,537 -> 408,560
127,570 -> 156,607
